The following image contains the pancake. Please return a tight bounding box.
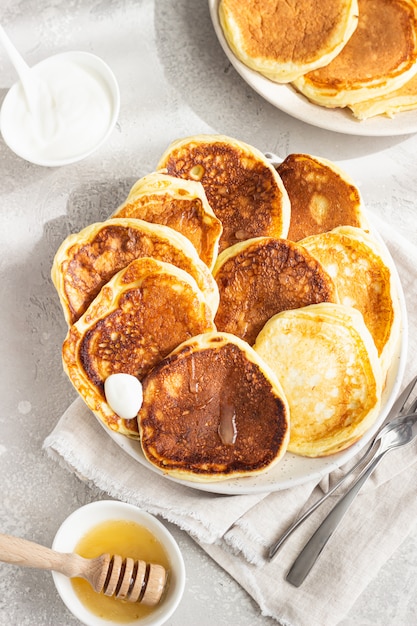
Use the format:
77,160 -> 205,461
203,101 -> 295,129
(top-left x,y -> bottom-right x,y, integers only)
212,237 -> 338,345
111,172 -> 222,270
349,72 -> 417,119
138,331 -> 290,481
218,0 -> 359,83
62,258 -> 217,438
300,225 -> 401,378
51,217 -> 219,325
293,0 -> 417,107
254,303 -> 383,457
157,134 -> 290,252
277,153 -> 369,241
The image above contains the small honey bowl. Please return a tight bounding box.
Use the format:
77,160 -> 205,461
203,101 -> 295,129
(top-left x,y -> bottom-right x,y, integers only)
51,500 -> 186,626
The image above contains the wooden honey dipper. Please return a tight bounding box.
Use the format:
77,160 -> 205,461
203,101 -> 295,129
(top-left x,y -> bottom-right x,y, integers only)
0,532 -> 168,606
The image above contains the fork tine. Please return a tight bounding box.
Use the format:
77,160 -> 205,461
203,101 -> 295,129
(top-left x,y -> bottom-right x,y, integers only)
407,395 -> 417,414
390,375 -> 417,418
400,375 -> 417,414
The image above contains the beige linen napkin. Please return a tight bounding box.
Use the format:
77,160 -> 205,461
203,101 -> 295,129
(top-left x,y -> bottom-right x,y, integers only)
43,214 -> 417,626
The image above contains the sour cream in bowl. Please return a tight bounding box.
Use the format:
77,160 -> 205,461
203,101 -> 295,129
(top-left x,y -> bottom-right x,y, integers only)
0,51 -> 120,166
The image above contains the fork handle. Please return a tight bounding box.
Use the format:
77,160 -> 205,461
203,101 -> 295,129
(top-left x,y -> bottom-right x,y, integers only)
286,450 -> 387,587
268,440 -> 376,560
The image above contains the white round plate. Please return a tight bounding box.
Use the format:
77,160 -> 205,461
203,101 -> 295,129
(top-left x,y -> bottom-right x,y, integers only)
208,0 -> 417,137
103,217 -> 407,495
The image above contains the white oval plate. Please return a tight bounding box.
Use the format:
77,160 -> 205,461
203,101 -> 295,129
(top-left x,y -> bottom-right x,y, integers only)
208,0 -> 417,137
103,217 -> 407,495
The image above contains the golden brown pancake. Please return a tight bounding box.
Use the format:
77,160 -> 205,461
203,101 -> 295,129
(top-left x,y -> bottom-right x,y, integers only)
111,172 -> 222,270
349,72 -> 417,119
218,0 -> 359,82
138,332 -> 290,481
277,153 -> 369,241
254,303 -> 383,457
157,134 -> 290,252
213,237 -> 338,345
301,226 -> 401,378
51,217 -> 219,325
62,258 -> 217,438
293,0 -> 417,107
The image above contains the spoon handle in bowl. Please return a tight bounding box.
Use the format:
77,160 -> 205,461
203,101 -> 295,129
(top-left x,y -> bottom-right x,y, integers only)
286,451 -> 387,587
0,24 -> 31,76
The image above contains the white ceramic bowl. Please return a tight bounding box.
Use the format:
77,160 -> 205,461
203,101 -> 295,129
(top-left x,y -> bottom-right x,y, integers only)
51,500 -> 186,626
0,51 -> 120,166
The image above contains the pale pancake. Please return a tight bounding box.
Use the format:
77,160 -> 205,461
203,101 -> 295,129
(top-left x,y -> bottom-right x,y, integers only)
51,217 -> 219,325
138,331 -> 290,481
157,134 -> 290,252
349,72 -> 417,119
293,0 -> 417,107
112,172 -> 222,270
301,226 -> 401,378
218,0 -> 359,83
277,153 -> 369,241
254,303 -> 382,457
213,237 -> 338,345
62,258 -> 216,438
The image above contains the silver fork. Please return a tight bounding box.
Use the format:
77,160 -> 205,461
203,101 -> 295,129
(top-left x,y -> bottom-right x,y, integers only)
268,375 -> 417,582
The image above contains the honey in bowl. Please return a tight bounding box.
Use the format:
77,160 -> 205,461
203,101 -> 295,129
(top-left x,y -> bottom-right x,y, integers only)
72,519 -> 171,623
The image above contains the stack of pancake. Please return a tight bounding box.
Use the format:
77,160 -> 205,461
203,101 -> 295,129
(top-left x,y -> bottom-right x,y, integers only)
52,134 -> 400,482
218,0 -> 417,120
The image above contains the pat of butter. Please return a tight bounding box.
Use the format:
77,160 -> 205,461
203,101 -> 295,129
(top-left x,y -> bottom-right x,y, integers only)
104,373 -> 143,420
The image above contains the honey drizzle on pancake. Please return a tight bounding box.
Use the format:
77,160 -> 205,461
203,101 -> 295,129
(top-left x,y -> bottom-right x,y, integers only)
138,334 -> 290,479
218,400 -> 237,445
188,356 -> 199,393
